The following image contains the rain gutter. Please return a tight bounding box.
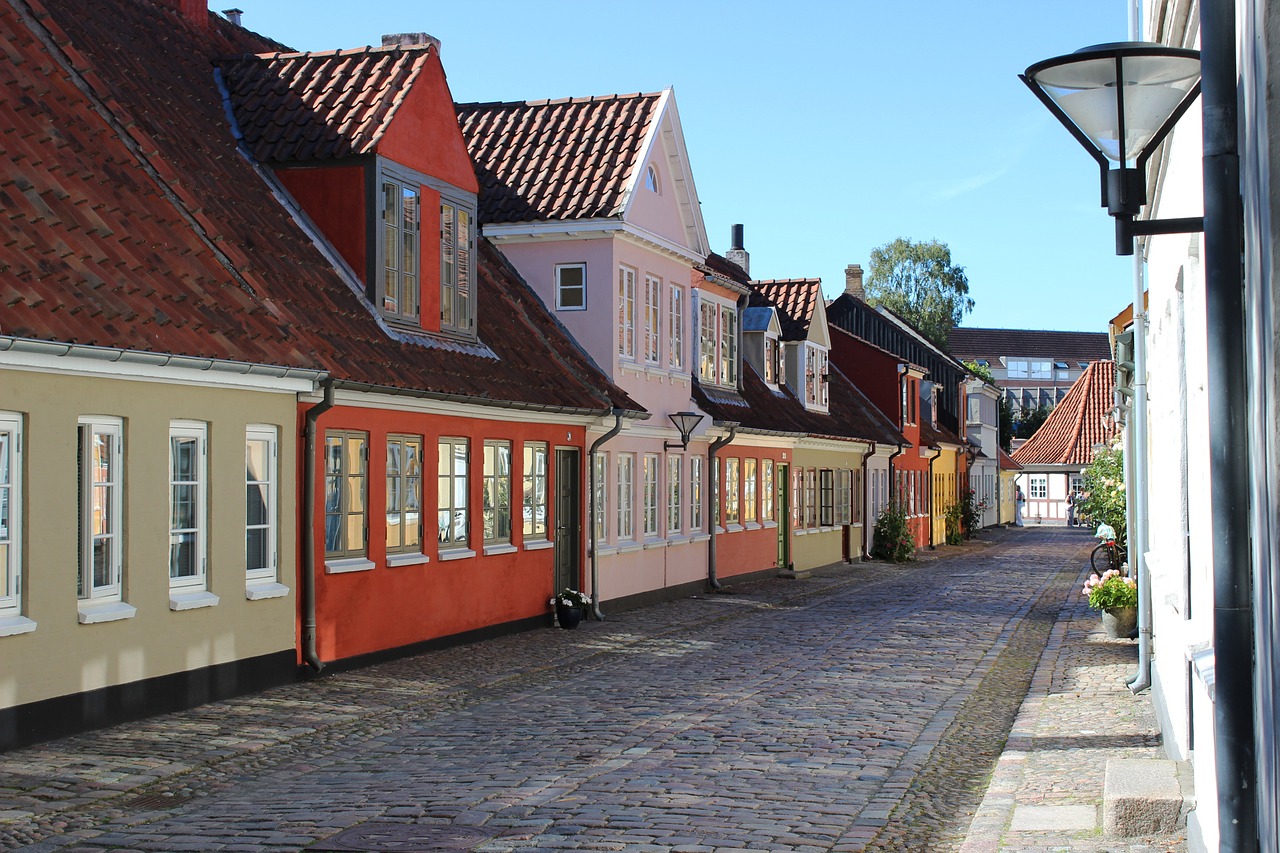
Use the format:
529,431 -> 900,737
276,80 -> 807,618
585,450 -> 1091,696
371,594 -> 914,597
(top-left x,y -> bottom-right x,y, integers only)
301,378 -> 335,672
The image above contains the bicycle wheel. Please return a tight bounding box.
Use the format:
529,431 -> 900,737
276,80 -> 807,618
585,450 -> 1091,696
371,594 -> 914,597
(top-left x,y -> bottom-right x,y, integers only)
1090,543 -> 1109,574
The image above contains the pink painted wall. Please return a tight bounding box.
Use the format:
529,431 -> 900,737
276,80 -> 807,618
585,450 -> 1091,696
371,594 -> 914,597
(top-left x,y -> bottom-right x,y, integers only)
626,152 -> 693,248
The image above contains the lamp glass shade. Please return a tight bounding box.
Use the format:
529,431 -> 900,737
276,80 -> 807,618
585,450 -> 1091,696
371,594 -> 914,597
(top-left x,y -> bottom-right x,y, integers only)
1027,43 -> 1199,163
668,411 -> 704,442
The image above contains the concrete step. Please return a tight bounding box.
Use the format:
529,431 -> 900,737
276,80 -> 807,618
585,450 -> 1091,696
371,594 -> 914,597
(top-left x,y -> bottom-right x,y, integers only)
1103,758 -> 1191,836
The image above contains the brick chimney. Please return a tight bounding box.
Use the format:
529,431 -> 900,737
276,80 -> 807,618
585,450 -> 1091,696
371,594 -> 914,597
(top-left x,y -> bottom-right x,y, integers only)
382,32 -> 442,53
845,263 -> 865,300
726,223 -> 749,276
160,0 -> 210,30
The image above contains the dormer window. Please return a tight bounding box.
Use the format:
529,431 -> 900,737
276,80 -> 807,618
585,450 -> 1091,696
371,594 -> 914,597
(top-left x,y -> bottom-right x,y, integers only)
764,337 -> 778,385
697,296 -> 738,387
380,177 -> 420,322
440,199 -> 475,335
645,164 -> 660,193
802,343 -> 828,409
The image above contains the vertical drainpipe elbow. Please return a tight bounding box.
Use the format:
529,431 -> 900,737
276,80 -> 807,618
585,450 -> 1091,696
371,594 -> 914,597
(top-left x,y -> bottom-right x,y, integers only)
301,378 -> 335,673
588,408 -> 625,621
707,424 -> 739,590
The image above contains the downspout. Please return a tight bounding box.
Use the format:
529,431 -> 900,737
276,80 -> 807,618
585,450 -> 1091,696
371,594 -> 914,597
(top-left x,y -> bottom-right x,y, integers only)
1201,0 -> 1258,847
859,443 -> 874,560
927,449 -> 940,549
301,378 -> 335,673
883,443 -> 905,556
707,425 -> 739,590
588,408 -> 625,621
1126,251 -> 1153,693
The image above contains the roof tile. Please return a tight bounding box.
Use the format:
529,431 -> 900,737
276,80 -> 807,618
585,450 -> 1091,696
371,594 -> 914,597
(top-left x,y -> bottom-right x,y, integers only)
1011,361 -> 1118,466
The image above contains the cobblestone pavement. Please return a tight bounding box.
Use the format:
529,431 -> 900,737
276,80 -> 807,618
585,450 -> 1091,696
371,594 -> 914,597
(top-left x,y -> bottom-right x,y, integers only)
0,528 -> 1172,852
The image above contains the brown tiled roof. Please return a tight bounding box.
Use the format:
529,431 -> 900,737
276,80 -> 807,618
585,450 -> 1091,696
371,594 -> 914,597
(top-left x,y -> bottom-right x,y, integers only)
701,252 -> 751,286
2,0 -> 639,415
220,44 -> 432,163
750,279 -> 821,341
998,448 -> 1022,470
948,327 -> 1111,363
1011,361 -> 1118,467
456,93 -> 661,225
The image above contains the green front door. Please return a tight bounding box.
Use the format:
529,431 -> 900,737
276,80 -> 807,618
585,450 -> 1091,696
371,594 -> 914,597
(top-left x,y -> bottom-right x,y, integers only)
776,463 -> 791,571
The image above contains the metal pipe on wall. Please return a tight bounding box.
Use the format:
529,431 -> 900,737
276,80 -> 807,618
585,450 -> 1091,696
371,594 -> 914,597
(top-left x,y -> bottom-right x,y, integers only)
588,408 -> 625,621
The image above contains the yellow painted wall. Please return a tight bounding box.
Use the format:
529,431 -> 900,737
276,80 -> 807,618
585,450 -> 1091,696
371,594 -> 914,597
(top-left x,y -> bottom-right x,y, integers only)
789,445 -> 865,571
0,368 -> 299,710
999,469 -> 1018,525
931,446 -> 960,545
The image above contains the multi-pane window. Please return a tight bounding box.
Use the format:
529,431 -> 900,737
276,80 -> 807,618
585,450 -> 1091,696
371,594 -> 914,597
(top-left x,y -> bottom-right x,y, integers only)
642,454 -> 659,537
851,468 -> 864,525
1029,475 -> 1048,499
804,344 -> 829,408
618,265 -> 637,359
386,434 -> 423,554
743,458 -> 757,523
523,443 -> 549,540
793,469 -> 801,526
644,275 -> 661,364
325,431 -> 367,558
764,337 -> 777,384
78,418 -> 123,601
556,263 -> 586,311
698,301 -> 717,382
719,305 -> 738,386
437,437 -> 469,549
1006,359 -> 1029,379
440,200 -> 475,335
724,458 -> 740,525
762,459 -> 775,521
1030,361 -> 1053,379
381,177 -> 419,322
667,455 -> 681,534
668,284 -> 684,370
819,469 -> 836,527
804,469 -> 817,529
169,422 -> 207,590
593,453 -> 607,541
483,441 -> 512,544
0,413 -> 22,616
245,426 -> 277,581
690,456 -> 703,531
835,468 -> 852,525
1069,474 -> 1084,496
617,453 -> 635,540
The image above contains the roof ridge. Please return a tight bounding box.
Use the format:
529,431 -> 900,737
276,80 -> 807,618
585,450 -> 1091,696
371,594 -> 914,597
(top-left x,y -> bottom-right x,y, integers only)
456,91 -> 662,111
253,42 -> 435,61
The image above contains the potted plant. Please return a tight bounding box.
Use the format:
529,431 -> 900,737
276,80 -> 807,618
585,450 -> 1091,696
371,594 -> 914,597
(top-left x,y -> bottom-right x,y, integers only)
1082,567 -> 1138,638
552,588 -> 590,630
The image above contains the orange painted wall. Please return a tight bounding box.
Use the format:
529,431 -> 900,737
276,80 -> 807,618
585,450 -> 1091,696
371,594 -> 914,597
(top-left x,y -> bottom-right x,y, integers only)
378,54 -> 479,194
714,444 -> 788,579
277,165 -> 367,277
298,402 -> 586,663
891,375 -> 933,550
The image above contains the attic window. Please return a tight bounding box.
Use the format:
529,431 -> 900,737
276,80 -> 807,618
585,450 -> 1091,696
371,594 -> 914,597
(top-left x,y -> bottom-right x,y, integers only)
645,164 -> 660,194
380,178 -> 420,322
1054,361 -> 1069,369
976,359 -> 990,367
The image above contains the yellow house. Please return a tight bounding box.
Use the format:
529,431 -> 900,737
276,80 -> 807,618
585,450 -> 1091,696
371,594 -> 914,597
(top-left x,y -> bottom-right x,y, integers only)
998,448 -> 1022,525
923,423 -> 966,547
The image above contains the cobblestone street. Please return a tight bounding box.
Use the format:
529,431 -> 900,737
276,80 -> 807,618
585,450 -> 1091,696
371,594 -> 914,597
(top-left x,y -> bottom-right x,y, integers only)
0,528 -> 1166,852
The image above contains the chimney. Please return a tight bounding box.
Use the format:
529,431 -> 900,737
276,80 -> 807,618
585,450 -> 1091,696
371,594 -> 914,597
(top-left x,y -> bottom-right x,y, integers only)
845,263 -> 865,300
160,0 -> 210,29
382,32 -> 442,53
726,223 -> 749,276
222,8 -> 243,25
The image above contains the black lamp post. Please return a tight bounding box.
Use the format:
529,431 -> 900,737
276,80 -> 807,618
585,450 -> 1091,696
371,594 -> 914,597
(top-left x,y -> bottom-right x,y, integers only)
664,412 -> 704,451
1021,42 -> 1202,255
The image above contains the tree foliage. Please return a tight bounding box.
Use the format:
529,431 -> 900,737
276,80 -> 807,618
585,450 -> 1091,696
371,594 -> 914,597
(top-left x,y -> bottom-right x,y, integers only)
1013,403 -> 1053,439
865,238 -> 974,348
1080,442 -> 1127,546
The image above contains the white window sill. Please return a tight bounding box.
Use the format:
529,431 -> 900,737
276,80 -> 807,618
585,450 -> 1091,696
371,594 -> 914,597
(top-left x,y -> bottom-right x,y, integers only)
725,523 -> 744,533
642,538 -> 665,550
714,526 -> 725,534
325,557 -> 376,574
593,545 -> 618,557
387,552 -> 431,568
763,520 -> 778,529
438,548 -> 477,562
616,541 -> 643,555
795,528 -> 814,537
666,535 -> 690,546
524,539 -> 553,551
246,582 -> 290,600
77,600 -> 138,624
818,525 -> 838,533
0,614 -> 37,637
169,590 -> 220,611
483,543 -> 518,557
745,521 -> 762,530
690,532 -> 710,543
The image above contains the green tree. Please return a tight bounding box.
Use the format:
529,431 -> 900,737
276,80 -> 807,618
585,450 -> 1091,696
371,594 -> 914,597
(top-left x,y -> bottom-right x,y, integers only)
865,238 -> 974,348
1080,442 -> 1126,545
998,396 -> 1015,453
1013,402 -> 1053,439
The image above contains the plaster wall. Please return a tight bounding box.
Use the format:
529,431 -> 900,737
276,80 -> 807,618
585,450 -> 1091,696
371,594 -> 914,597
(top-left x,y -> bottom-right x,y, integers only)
790,445 -> 865,571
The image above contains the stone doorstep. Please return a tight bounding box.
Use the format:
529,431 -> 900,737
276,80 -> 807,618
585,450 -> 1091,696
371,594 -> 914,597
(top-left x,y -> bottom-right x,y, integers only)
1103,758 -> 1194,836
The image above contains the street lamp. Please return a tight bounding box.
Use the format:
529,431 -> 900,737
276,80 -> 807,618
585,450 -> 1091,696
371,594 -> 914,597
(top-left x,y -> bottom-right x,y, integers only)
1021,42 -> 1202,255
664,412 -> 704,450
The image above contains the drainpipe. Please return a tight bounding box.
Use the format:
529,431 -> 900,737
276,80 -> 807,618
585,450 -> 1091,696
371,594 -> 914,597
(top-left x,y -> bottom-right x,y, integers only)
927,449 -> 940,549
301,378 -> 335,673
707,424 -> 739,589
1126,249 -> 1153,694
859,443 -> 874,560
588,408 -> 625,621
883,443 -> 905,556
1202,0 -> 1257,847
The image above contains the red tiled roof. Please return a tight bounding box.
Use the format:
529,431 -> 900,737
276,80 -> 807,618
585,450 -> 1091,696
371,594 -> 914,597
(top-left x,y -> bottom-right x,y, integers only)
220,44 -> 432,163
998,448 -> 1022,470
3,0 -> 639,415
750,279 -> 821,342
1011,361 -> 1118,467
456,93 -> 662,225
948,327 -> 1111,363
701,252 -> 750,286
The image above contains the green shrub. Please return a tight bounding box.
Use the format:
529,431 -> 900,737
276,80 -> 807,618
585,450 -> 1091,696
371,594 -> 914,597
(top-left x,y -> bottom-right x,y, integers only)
944,501 -> 964,545
1080,442 -> 1127,546
959,487 -> 987,538
1083,570 -> 1137,610
872,501 -> 915,563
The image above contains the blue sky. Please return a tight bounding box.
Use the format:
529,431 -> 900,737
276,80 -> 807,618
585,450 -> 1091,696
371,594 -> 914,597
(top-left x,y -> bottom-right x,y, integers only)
229,1 -> 1141,333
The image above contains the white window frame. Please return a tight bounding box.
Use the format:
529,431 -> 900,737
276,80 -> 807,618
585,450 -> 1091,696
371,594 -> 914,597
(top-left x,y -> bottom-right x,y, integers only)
1030,361 -> 1053,380
617,453 -> 635,541
245,425 -> 286,596
835,468 -> 852,526
523,442 -> 549,541
642,453 -> 659,537
698,300 -> 718,382
379,174 -> 420,323
764,336 -> 777,385
1029,474 -> 1048,499
1006,359 -> 1029,379
667,455 -> 682,534
762,458 -> 775,522
556,263 -> 587,311
618,265 -> 637,359
719,304 -> 738,386
0,412 -> 31,633
743,458 -> 757,524
168,421 -> 208,595
668,283 -> 684,370
690,456 -> 703,532
644,274 -> 661,365
645,163 -> 660,193
724,457 -> 740,526
593,452 -> 608,542
77,416 -> 134,622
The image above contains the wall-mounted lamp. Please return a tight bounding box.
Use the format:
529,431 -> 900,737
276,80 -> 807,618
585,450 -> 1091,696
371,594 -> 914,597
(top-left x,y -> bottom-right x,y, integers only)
1021,42 -> 1202,254
664,411 -> 705,451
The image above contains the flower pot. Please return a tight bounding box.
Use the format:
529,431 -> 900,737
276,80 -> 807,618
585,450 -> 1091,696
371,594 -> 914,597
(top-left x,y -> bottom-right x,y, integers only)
1102,606 -> 1137,639
555,603 -> 583,630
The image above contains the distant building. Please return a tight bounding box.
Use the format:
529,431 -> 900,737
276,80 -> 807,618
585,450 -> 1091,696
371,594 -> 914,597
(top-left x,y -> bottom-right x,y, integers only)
948,327 -> 1112,415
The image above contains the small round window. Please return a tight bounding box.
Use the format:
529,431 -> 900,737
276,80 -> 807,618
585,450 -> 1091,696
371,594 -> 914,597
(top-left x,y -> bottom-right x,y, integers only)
645,164 -> 660,193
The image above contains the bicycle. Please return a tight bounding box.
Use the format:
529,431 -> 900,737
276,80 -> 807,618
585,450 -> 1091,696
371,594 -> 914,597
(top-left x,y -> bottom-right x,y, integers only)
1090,523 -> 1127,575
